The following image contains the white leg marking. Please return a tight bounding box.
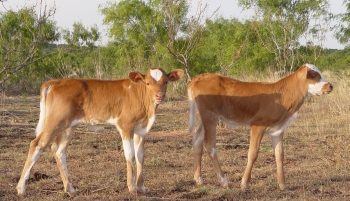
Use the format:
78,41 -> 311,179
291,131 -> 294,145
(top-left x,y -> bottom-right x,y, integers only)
56,146 -> 68,175
123,139 -> 135,162
210,148 -> 216,158
31,147 -> 42,164
219,175 -> 228,185
18,147 -> 42,192
134,139 -> 143,164
195,177 -> 204,185
54,143 -> 76,193
193,126 -> 204,147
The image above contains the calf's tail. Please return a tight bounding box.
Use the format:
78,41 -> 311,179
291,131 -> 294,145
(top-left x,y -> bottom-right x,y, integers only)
35,85 -> 51,137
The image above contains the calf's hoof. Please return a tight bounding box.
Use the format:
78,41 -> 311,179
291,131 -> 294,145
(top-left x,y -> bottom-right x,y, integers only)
16,186 -> 25,197
194,177 -> 204,185
279,183 -> 288,190
218,176 -> 229,188
137,186 -> 146,194
241,183 -> 249,192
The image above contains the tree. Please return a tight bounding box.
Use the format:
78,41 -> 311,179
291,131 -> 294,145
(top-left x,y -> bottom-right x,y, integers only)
0,1 -> 59,90
154,0 -> 212,81
100,0 -> 214,81
334,0 -> 350,46
59,22 -> 101,78
238,0 -> 332,73
100,0 -> 157,73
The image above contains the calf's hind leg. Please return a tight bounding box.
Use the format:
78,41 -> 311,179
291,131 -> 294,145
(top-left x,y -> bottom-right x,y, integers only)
193,124 -> 205,185
51,127 -> 77,196
202,122 -> 228,187
16,129 -> 57,196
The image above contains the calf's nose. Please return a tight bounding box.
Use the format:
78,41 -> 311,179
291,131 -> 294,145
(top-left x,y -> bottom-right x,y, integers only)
156,92 -> 165,101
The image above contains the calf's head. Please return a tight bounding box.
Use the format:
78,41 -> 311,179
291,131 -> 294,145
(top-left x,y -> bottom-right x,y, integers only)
301,64 -> 333,96
129,68 -> 184,104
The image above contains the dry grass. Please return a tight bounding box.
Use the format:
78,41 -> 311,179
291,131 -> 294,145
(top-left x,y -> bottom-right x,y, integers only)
1,73 -> 350,200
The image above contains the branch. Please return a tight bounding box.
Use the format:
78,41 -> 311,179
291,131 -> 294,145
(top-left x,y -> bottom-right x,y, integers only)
0,50 -> 58,90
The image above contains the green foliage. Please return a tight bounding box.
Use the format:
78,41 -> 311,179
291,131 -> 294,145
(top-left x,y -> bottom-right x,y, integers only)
238,0 -> 332,72
0,6 -> 59,92
1,0 -> 349,94
191,18 -> 275,76
100,0 -> 158,69
100,0 -> 203,81
316,47 -> 350,72
62,23 -> 99,49
334,0 -> 350,46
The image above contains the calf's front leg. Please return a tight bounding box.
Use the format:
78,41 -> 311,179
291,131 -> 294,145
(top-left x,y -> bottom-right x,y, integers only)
121,134 -> 136,193
241,126 -> 266,190
272,134 -> 286,190
134,134 -> 146,193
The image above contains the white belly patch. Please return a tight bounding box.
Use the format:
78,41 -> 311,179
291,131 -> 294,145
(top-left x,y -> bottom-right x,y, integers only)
70,118 -> 118,132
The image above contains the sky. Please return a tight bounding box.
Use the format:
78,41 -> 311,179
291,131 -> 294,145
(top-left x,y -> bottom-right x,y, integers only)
0,0 -> 346,49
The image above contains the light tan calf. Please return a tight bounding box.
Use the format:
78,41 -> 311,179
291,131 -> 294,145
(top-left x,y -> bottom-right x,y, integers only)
188,64 -> 333,190
16,68 -> 184,196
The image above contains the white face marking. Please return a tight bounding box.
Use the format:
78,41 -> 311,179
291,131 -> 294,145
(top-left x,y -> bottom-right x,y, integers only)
308,82 -> 328,96
150,69 -> 163,82
305,64 -> 329,96
122,139 -> 135,162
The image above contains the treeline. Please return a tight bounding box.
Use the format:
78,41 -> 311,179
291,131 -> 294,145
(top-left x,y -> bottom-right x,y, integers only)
0,0 -> 349,94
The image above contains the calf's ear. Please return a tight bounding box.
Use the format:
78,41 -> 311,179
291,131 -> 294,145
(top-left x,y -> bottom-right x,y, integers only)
129,72 -> 145,83
297,65 -> 308,80
167,69 -> 184,82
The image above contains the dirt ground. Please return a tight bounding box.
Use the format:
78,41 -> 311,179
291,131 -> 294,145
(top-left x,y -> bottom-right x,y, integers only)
0,94 -> 349,200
